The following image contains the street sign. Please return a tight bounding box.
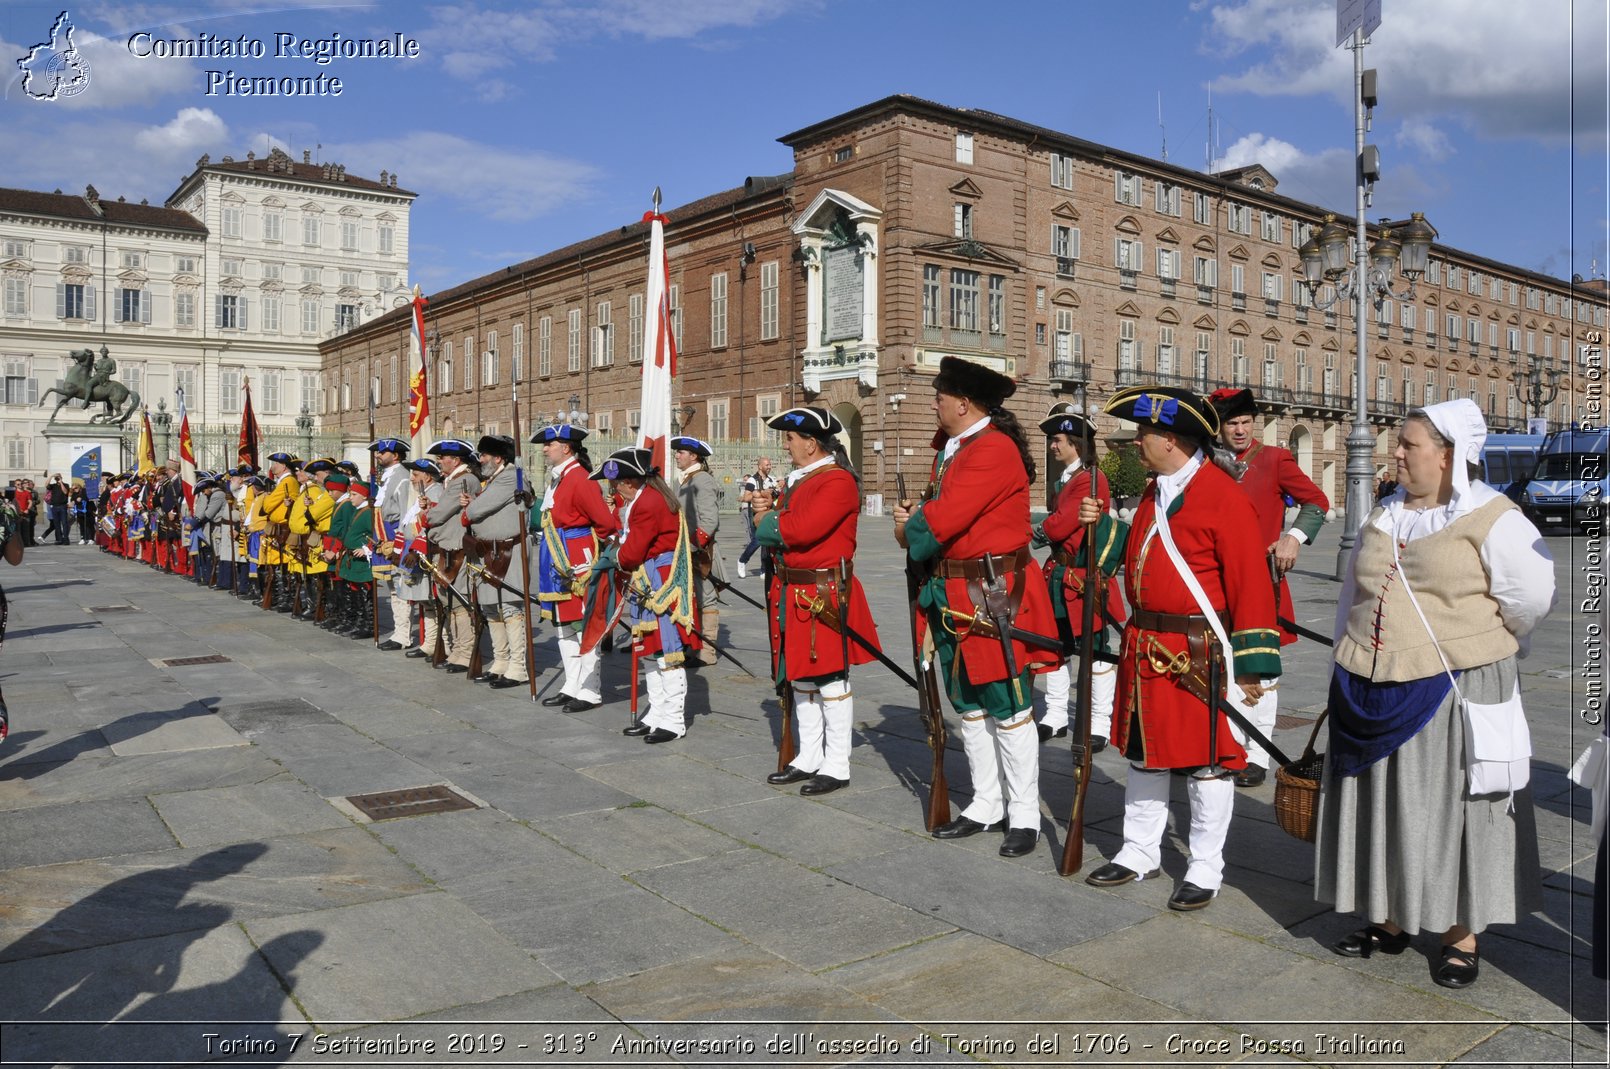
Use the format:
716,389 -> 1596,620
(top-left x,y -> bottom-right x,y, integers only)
1337,0 -> 1382,46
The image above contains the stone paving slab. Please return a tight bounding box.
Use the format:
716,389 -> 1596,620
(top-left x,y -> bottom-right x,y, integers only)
1065,912 -> 1503,1064
0,719 -> 112,769
695,793 -> 922,871
451,757 -> 644,822
2,795 -> 175,868
544,802 -> 749,876
580,753 -> 778,814
369,807 -> 580,884
0,746 -> 283,813
246,892 -> 560,1025
149,775 -> 352,848
0,923 -> 310,1066
103,708 -> 250,756
828,842 -> 1156,956
282,746 -> 443,797
635,850 -> 956,972
0,830 -> 426,961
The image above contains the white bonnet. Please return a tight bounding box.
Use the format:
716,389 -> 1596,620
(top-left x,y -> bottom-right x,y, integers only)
1419,397 -> 1487,501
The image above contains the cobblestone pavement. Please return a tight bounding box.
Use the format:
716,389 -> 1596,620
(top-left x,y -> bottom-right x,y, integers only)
0,522 -> 1603,1067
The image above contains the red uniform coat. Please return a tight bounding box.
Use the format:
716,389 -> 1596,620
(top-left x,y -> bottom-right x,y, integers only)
761,465 -> 880,682
1041,464 -> 1126,633
618,487 -> 698,658
910,427 -> 1059,686
542,460 -> 619,625
1236,442 -> 1329,645
1116,459 -> 1279,769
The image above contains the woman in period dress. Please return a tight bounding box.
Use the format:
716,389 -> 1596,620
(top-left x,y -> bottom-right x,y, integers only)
1317,398 -> 1556,989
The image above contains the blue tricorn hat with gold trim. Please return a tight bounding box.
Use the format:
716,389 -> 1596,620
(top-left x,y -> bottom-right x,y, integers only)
1104,385 -> 1219,440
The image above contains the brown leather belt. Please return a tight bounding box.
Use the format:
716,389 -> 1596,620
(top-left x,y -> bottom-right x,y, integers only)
935,546 -> 1029,579
1131,609 -> 1210,633
470,536 -> 519,580
779,562 -> 854,585
1052,547 -> 1078,570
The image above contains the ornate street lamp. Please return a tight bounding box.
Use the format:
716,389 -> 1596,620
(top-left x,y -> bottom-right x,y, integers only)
1510,355 -> 1562,428
1299,209 -> 1436,578
295,404 -> 315,460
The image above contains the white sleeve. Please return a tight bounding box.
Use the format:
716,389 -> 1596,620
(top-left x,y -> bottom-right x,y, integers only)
1479,510 -> 1557,649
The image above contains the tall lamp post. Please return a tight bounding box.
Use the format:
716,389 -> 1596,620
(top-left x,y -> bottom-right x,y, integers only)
1510,355 -> 1562,430
1299,210 -> 1435,579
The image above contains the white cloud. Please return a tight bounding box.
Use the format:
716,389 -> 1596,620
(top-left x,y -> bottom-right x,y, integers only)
328,131 -> 599,221
418,0 -> 815,91
1395,118 -> 1453,162
133,106 -> 228,153
1203,0 -> 1607,146
1218,132 -> 1354,211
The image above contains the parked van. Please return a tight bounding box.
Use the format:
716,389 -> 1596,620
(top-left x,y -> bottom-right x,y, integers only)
1480,433 -> 1546,501
1515,427 -> 1608,534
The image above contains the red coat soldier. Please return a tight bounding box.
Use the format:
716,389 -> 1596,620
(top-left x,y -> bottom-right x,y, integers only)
893,356 -> 1059,859
1082,385 -> 1280,911
1206,387 -> 1330,787
753,406 -> 881,796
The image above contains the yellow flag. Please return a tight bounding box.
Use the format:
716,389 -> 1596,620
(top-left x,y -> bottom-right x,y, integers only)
137,408 -> 156,474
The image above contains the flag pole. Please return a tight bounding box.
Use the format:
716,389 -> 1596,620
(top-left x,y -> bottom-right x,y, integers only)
510,371 -> 537,701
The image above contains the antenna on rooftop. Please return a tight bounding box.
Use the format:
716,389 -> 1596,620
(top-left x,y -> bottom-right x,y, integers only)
1157,92 -> 1167,162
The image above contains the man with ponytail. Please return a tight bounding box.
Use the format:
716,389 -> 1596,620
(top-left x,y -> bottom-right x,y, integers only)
893,356 -> 1059,859
531,424 -> 618,712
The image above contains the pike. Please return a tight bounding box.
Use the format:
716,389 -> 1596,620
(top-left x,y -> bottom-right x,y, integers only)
1060,394 -> 1100,877
509,371 -> 539,700
896,473 -> 951,832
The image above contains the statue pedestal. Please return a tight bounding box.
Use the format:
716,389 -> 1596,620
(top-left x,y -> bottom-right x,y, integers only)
43,423 -> 125,497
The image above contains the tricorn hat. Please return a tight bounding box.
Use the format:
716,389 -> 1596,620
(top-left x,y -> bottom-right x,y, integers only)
532,424 -> 587,445
303,457 -> 337,475
1104,385 -> 1220,440
370,437 -> 410,456
335,460 -> 362,478
767,406 -> 843,441
476,434 -> 517,461
1039,402 -> 1096,441
404,458 -> 444,479
427,438 -> 477,460
590,447 -> 655,482
933,355 -> 1016,407
1206,387 -> 1257,423
266,450 -> 300,469
669,436 -> 711,459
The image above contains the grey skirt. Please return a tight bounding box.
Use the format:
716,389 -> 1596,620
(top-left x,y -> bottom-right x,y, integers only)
1314,655 -> 1542,934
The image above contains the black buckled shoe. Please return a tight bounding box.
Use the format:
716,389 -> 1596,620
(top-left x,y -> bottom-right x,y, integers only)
404,648 -> 429,659
1433,944 -> 1480,989
1332,925 -> 1411,959
540,693 -> 573,708
766,767 -> 814,786
1233,764 -> 1268,788
1167,882 -> 1218,911
999,828 -> 1038,857
443,664 -> 469,674
1089,737 -> 1107,754
564,698 -> 600,713
1084,862 -> 1159,887
1037,723 -> 1068,744
931,816 -> 1003,840
488,676 -> 526,689
469,671 -> 497,684
622,724 -> 651,737
800,775 -> 848,796
376,639 -> 404,652
643,728 -> 679,744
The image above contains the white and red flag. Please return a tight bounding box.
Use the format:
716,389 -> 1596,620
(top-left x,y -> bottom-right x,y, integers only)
636,189 -> 677,474
406,284 -> 431,455
176,390 -> 196,511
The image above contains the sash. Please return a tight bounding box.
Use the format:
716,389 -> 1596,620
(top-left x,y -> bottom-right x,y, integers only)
537,518 -> 596,603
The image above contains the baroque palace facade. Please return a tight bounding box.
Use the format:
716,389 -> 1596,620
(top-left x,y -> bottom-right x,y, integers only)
0,147 -> 414,479
321,96 -> 1605,510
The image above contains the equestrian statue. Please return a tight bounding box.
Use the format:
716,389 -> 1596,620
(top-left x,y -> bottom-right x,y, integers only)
40,347 -> 142,425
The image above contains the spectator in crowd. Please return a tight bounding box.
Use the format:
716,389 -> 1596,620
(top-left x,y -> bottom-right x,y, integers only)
14,481 -> 35,547
735,456 -> 779,579
43,474 -> 70,545
71,484 -> 93,544
0,487 -> 23,743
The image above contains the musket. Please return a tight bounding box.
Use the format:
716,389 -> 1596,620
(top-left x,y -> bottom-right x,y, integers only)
1270,555 -> 1334,647
510,375 -> 538,700
896,473 -> 951,832
1060,404 -> 1100,877
978,553 -> 1027,710
418,552 -> 479,615
711,572 -> 918,689
464,560 -> 546,609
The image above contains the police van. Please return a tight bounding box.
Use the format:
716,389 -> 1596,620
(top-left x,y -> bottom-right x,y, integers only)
1480,433 -> 1546,502
1515,427 -> 1608,534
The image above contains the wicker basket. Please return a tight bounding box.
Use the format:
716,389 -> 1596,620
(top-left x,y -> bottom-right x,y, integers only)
1273,711 -> 1328,843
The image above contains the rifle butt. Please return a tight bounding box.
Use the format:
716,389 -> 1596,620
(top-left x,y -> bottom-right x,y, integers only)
1057,767 -> 1090,877
259,567 -> 274,610
776,684 -> 797,773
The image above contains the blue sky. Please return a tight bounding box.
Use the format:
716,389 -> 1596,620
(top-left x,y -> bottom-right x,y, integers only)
3,0 -> 1605,292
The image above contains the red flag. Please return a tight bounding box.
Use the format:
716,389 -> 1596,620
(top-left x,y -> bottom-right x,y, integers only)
406,285 -> 431,454
637,192 -> 677,474
238,376 -> 260,470
177,394 -> 196,512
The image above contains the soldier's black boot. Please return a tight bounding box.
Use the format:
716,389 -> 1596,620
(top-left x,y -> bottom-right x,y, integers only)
332,584 -> 362,636
320,583 -> 348,631
274,569 -> 295,612
348,585 -> 376,640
